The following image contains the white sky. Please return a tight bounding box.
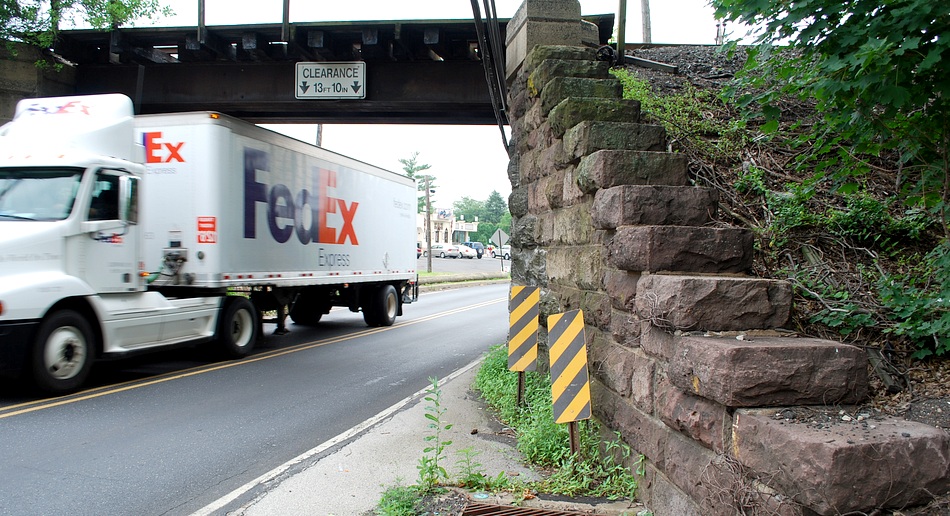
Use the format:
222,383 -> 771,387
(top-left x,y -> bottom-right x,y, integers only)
130,0 -> 721,208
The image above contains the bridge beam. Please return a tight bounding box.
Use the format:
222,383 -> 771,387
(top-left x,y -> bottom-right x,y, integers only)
74,60 -> 495,124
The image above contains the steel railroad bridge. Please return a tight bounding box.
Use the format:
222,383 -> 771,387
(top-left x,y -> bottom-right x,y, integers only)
54,15 -> 614,125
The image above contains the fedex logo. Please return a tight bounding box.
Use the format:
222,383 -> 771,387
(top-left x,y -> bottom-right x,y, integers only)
243,148 -> 359,245
20,100 -> 92,116
143,132 -> 185,163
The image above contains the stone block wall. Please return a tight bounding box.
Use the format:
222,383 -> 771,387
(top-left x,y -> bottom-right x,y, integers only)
506,45 -> 950,515
0,43 -> 76,124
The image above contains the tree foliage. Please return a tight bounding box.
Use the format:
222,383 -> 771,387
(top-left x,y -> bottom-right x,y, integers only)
1,0 -> 171,50
713,0 -> 950,234
399,152 -> 435,213
452,190 -> 508,244
484,190 -> 508,224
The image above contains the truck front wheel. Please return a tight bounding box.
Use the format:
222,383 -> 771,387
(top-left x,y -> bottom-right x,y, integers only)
363,284 -> 398,327
32,310 -> 94,394
217,297 -> 258,358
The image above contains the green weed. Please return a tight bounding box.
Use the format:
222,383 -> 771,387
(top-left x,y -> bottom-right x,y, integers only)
376,485 -> 421,516
455,447 -> 510,491
417,376 -> 453,493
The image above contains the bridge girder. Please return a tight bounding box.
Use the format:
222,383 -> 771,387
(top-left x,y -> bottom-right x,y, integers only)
75,60 -> 495,124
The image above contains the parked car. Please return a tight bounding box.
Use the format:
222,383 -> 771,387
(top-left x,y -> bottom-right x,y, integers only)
491,245 -> 511,260
457,244 -> 477,259
429,243 -> 460,258
462,241 -> 485,259
417,242 -> 422,258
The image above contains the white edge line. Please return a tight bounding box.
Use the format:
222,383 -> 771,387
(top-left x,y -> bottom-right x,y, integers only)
192,357 -> 484,516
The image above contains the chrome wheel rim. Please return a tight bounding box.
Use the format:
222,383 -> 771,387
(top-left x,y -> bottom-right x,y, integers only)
230,308 -> 254,349
44,326 -> 88,380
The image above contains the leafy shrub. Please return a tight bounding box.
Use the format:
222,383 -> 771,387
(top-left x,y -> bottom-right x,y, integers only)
825,195 -> 931,248
879,244 -> 950,358
734,164 -> 767,196
764,183 -> 819,247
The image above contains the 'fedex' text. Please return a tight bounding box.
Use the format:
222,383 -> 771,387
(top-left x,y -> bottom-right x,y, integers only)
243,148 -> 359,245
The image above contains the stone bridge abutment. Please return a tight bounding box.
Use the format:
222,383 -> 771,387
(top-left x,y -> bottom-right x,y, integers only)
504,1 -> 949,514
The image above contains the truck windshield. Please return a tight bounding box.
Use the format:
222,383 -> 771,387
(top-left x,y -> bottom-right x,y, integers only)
0,168 -> 82,221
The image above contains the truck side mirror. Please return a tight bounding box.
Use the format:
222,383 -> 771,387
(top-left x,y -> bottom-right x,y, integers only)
120,175 -> 139,224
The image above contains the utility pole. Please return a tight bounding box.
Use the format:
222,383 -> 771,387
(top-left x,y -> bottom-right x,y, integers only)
281,0 -> 290,42
641,0 -> 652,43
617,0 -> 627,65
425,175 -> 433,273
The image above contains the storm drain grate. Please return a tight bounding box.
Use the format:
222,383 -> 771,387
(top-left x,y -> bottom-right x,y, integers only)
460,502 -> 593,516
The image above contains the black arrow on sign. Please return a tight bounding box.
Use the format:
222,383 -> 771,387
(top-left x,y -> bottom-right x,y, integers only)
351,82 -> 362,94
299,81 -> 310,94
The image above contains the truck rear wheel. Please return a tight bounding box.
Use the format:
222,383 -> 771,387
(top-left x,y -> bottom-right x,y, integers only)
217,297 -> 258,358
363,284 -> 398,327
32,310 -> 94,394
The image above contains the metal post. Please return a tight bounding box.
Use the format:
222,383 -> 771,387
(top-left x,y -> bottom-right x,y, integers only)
197,0 -> 206,43
517,371 -> 525,407
568,421 -> 580,456
425,176 -> 433,273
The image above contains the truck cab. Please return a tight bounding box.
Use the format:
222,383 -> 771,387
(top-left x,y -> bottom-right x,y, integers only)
0,95 -> 227,393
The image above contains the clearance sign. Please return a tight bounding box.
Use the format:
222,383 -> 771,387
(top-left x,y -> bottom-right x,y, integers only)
295,62 -> 367,100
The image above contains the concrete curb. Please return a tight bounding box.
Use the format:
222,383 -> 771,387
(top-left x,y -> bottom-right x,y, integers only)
417,271 -> 510,286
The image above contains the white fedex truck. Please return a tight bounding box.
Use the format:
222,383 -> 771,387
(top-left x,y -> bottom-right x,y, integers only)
0,94 -> 418,393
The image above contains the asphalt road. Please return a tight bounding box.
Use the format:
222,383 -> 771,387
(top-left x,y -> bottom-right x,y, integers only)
0,283 -> 509,516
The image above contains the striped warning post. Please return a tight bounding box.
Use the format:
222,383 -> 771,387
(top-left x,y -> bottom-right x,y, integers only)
507,286 -> 539,372
547,309 -> 591,424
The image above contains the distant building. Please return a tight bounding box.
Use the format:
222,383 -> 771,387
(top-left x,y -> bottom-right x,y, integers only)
417,208 -> 478,245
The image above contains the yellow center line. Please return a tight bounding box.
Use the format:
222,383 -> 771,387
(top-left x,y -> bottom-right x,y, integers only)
0,297 -> 505,420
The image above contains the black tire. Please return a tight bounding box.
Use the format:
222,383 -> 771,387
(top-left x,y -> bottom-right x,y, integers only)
439,252 -> 446,258
217,297 -> 258,358
504,253 -> 511,260
32,310 -> 94,394
362,299 -> 378,326
363,284 -> 398,327
289,295 -> 323,326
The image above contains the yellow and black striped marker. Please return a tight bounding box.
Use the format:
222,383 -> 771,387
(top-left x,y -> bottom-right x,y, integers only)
508,286 -> 539,372
548,309 -> 591,425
